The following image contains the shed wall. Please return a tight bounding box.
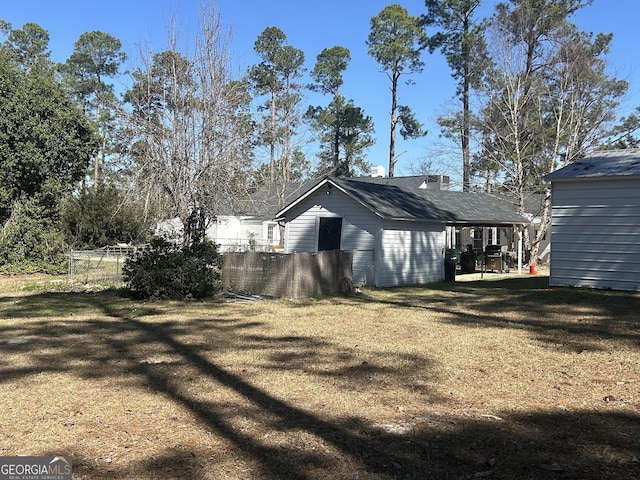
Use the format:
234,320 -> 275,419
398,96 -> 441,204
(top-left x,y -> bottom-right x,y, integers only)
375,220 -> 445,288
284,187 -> 379,285
549,178 -> 640,290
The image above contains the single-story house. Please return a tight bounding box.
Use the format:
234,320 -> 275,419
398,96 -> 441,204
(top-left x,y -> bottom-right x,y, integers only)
205,215 -> 277,252
157,181 -> 315,252
155,215 -> 274,251
275,175 -> 529,287
545,149 -> 640,291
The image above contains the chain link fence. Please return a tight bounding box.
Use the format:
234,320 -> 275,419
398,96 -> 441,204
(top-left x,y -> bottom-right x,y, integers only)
68,246 -> 136,285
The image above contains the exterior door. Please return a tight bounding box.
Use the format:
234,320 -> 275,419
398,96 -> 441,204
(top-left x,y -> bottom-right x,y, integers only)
318,217 -> 342,251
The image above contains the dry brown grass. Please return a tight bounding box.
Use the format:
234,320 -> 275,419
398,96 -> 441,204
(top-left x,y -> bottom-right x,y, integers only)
0,274 -> 638,479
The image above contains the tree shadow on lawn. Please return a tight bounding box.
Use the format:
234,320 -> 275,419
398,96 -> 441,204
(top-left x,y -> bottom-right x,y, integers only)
366,276 -> 640,353
0,290 -> 638,479
58,407 -> 640,479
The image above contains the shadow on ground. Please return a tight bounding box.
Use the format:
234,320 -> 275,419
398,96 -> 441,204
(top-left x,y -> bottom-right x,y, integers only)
364,276 -> 640,353
0,287 -> 638,479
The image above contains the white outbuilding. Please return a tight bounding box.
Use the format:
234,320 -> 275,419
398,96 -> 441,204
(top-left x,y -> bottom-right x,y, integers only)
275,175 -> 528,288
545,149 -> 640,291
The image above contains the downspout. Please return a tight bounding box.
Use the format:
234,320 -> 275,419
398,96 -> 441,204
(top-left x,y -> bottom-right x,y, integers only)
277,219 -> 287,252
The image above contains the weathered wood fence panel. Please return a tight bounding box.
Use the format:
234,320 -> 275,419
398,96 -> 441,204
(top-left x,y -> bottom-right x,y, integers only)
222,250 -> 353,299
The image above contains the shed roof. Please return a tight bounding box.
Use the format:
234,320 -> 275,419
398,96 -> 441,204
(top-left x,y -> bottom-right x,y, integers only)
545,149 -> 640,181
276,176 -> 528,226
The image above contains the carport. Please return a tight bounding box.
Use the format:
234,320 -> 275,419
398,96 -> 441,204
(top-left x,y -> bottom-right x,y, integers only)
444,221 -> 527,278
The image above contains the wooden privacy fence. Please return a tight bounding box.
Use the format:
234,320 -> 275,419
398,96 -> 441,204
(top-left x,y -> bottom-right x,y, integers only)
222,250 -> 354,299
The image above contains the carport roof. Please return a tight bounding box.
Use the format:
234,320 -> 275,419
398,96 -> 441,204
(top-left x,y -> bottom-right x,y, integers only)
276,176 -> 529,226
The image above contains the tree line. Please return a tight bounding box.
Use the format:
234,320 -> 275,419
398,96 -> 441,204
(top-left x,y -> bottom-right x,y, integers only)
1,0 -> 638,272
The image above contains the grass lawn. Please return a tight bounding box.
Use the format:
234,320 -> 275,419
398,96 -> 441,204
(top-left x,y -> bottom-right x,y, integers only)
0,274 -> 638,479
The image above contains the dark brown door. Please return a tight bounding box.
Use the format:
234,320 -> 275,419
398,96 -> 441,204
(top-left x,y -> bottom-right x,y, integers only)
318,217 -> 342,251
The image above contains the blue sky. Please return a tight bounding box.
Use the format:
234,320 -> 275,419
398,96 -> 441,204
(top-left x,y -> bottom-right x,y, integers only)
3,0 -> 639,183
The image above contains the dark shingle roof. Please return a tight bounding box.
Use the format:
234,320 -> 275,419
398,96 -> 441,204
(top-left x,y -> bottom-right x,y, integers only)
545,149 -> 640,180
492,191 -> 546,218
337,178 -> 527,225
332,178 -> 452,221
244,179 -> 319,218
345,175 -> 432,190
277,176 -> 529,226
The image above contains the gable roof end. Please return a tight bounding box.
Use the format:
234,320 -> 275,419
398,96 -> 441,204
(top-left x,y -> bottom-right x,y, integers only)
274,177 -> 328,219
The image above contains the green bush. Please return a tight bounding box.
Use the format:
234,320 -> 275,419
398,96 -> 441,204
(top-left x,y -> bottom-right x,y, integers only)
0,195 -> 68,274
122,237 -> 223,300
62,185 -> 154,249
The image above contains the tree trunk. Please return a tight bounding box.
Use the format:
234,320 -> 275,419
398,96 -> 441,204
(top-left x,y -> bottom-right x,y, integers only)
461,12 -> 471,192
388,73 -> 398,177
462,77 -> 471,192
94,101 -> 101,189
270,92 -> 276,183
333,124 -> 340,175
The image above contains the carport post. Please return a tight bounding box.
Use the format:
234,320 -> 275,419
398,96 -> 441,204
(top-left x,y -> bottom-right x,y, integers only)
480,227 -> 485,279
516,225 -> 523,274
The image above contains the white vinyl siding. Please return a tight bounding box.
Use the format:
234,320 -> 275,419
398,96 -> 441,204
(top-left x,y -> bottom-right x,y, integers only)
284,188 -> 379,285
375,220 -> 445,288
549,178 -> 640,291
283,185 -> 448,288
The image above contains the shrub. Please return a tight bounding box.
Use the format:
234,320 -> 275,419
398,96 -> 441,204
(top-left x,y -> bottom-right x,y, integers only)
62,184 -> 154,249
0,195 -> 68,274
122,237 -> 223,300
